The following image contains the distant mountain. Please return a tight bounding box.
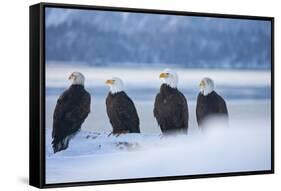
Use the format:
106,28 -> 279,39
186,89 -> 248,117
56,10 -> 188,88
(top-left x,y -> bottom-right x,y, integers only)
45,8 -> 271,69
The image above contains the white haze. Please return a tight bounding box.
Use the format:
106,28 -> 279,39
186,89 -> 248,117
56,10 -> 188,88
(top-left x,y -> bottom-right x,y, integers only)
46,118 -> 271,184
46,64 -> 271,88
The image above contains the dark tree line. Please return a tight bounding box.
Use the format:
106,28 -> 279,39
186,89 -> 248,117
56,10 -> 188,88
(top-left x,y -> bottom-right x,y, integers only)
46,11 -> 271,69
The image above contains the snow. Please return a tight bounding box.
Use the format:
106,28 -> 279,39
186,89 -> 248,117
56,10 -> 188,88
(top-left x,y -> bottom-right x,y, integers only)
46,118 -> 271,184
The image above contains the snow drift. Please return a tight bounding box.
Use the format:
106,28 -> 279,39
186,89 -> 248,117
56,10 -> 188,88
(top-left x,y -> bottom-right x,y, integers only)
46,118 -> 271,184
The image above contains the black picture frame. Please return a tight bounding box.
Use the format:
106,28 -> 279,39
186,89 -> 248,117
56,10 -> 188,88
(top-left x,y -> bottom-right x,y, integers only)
29,2 -> 275,188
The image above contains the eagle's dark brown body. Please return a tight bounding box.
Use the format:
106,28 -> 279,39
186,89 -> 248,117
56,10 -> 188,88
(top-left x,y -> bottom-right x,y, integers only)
154,84 -> 189,134
52,85 -> 91,153
196,91 -> 228,127
106,91 -> 140,134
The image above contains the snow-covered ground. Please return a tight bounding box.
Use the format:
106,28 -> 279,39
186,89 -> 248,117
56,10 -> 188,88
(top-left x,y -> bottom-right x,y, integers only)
46,117 -> 271,184
45,64 -> 271,184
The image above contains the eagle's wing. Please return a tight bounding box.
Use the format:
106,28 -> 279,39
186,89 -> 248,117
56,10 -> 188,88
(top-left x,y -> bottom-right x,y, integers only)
180,94 -> 189,131
116,95 -> 140,133
153,93 -> 162,124
52,90 -> 91,138
52,90 -> 71,138
218,97 -> 228,116
171,93 -> 189,132
65,92 -> 91,124
53,90 -> 70,121
196,93 -> 205,126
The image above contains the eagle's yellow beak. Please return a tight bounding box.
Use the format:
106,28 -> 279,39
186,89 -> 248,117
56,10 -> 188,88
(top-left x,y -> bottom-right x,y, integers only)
200,81 -> 205,88
160,72 -> 169,78
105,79 -> 114,85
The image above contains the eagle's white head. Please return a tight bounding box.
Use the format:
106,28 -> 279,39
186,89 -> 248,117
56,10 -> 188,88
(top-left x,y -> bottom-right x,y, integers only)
105,77 -> 125,94
68,72 -> 85,86
200,77 -> 214,96
159,68 -> 178,88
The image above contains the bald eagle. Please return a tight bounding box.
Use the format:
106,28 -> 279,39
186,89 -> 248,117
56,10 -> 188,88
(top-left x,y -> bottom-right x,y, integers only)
196,77 -> 228,128
154,69 -> 189,135
105,77 -> 140,135
52,72 -> 91,153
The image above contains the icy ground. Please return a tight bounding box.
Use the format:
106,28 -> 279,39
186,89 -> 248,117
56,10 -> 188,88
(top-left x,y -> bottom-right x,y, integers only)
46,119 -> 271,184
